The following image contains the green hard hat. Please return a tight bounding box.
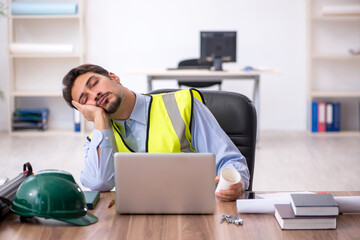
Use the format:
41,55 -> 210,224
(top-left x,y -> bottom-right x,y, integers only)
10,169 -> 98,226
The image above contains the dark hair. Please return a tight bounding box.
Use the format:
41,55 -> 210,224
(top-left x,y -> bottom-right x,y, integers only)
62,64 -> 110,108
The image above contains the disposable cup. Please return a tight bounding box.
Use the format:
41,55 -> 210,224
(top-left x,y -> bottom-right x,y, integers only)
215,168 -> 241,193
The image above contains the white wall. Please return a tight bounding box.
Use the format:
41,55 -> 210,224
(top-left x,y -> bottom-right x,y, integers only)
0,0 -> 307,131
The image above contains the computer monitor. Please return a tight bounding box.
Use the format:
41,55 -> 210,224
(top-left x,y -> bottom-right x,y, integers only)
200,31 -> 237,71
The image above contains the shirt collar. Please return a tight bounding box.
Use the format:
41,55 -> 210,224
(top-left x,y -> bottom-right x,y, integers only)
127,92 -> 147,125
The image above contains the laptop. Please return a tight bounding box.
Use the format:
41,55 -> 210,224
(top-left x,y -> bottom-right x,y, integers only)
114,152 -> 216,214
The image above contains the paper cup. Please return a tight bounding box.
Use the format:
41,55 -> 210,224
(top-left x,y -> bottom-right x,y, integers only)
215,168 -> 241,193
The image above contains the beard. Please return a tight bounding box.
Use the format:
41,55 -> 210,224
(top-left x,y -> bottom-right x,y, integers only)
96,92 -> 122,114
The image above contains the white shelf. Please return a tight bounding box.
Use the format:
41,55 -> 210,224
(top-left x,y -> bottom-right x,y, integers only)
312,16 -> 360,21
311,54 -> 360,60
307,0 -> 360,133
7,0 -> 85,135
311,91 -> 360,98
309,131 -> 360,136
11,91 -> 62,97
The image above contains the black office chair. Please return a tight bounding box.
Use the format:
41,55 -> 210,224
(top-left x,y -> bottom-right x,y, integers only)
177,59 -> 222,89
149,89 -> 257,191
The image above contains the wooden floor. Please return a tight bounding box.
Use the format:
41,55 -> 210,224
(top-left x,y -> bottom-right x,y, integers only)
1,130 -> 359,191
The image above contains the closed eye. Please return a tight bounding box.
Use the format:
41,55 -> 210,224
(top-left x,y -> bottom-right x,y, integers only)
88,76 -> 99,89
91,78 -> 98,88
78,75 -> 96,104
81,95 -> 88,104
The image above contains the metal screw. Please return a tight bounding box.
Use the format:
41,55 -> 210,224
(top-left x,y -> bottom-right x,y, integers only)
220,214 -> 243,225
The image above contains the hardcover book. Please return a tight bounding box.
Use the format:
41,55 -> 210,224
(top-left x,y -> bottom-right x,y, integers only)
274,204 -> 336,230
290,193 -> 339,216
84,191 -> 100,210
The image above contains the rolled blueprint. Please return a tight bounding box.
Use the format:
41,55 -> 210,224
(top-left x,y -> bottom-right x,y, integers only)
11,2 -> 78,15
237,195 -> 360,214
0,163 -> 33,219
10,43 -> 74,54
237,198 -> 291,214
334,196 -> 360,214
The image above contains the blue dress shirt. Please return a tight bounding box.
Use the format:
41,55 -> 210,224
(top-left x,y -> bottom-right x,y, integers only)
81,92 -> 250,191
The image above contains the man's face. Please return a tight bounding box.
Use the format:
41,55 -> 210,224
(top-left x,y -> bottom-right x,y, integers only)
71,72 -> 123,114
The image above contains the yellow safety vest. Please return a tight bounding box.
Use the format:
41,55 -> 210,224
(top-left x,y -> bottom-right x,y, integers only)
90,89 -> 204,153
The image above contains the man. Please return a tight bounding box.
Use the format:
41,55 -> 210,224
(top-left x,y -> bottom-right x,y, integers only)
62,64 -> 250,201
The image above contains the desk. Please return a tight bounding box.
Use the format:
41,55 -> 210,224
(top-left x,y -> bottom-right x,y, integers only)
1,191 -> 359,240
130,69 -> 279,133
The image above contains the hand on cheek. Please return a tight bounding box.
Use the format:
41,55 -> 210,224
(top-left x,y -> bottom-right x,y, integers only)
72,100 -> 105,122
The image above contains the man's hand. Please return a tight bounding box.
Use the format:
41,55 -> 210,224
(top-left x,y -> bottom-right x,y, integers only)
215,176 -> 244,201
72,100 -> 109,130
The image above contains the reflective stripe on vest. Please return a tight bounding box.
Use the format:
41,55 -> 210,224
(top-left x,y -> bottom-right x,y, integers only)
161,93 -> 192,152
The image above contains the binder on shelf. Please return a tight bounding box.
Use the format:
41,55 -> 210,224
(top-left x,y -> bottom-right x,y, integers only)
318,102 -> 326,132
311,101 -> 318,132
326,103 -> 334,131
74,109 -> 81,132
333,103 -> 340,132
12,108 -> 49,131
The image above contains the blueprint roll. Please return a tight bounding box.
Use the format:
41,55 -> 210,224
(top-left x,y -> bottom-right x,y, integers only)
11,2 -> 78,15
334,196 -> 360,214
10,43 -> 74,53
0,163 -> 33,219
237,198 -> 291,214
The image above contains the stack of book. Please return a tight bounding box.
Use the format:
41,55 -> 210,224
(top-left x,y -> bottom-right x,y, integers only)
312,101 -> 340,132
12,108 -> 49,131
274,193 -> 339,230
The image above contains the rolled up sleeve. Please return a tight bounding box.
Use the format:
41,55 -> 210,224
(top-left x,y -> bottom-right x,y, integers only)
191,99 -> 250,190
80,129 -> 116,191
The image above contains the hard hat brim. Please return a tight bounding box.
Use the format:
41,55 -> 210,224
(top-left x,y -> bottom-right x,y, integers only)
54,212 -> 98,226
